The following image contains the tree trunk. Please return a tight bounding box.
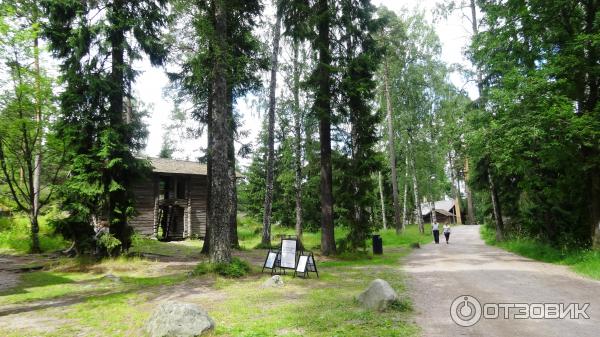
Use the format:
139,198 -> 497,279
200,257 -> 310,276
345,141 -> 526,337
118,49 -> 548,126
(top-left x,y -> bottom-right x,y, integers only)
261,12 -> 281,247
316,0 -> 335,256
448,152 -> 463,225
384,58 -> 402,232
410,141 -> 423,233
29,213 -> 41,254
31,23 -> 42,254
487,167 -> 505,241
464,158 -> 475,225
228,87 -> 239,249
230,171 -> 238,248
108,0 -> 126,246
465,0 -> 480,226
201,82 -> 213,255
402,147 -> 409,228
109,1 -> 125,128
378,171 -> 387,230
293,40 -> 303,241
208,0 -> 232,263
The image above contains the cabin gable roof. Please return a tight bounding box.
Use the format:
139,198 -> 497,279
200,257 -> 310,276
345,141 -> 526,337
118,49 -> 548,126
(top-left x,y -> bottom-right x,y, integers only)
147,157 -> 208,176
420,199 -> 456,216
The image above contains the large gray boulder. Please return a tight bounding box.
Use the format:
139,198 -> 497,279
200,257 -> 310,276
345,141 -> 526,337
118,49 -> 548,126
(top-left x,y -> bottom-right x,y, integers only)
145,302 -> 214,337
357,279 -> 398,311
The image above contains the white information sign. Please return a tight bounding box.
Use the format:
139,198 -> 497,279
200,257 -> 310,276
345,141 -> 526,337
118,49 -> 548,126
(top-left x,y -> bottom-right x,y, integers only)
296,255 -> 308,272
264,252 -> 277,269
280,239 -> 297,269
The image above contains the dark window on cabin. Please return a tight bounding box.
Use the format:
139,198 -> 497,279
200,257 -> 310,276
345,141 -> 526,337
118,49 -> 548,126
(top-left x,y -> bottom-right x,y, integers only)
159,176 -> 171,200
176,179 -> 186,199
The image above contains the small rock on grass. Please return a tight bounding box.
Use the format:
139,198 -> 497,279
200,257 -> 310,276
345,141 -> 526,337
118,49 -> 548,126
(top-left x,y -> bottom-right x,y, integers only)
103,274 -> 121,282
262,275 -> 284,288
145,302 -> 214,337
357,279 -> 398,311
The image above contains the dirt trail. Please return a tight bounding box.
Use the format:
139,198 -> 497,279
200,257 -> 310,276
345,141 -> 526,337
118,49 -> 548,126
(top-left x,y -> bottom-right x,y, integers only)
0,254 -> 56,292
403,225 -> 600,337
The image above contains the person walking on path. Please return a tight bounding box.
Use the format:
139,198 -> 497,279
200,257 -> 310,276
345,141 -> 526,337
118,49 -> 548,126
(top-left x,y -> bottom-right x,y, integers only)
432,222 -> 440,244
443,224 -> 451,244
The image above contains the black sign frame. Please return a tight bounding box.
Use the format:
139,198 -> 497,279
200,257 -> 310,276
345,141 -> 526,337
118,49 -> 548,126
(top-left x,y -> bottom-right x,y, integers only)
261,248 -> 281,275
294,251 -> 319,278
261,235 -> 301,275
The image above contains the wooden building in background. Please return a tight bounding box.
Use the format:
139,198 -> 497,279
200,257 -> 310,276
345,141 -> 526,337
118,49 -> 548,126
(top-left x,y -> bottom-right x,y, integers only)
130,158 -> 207,241
420,199 -> 458,224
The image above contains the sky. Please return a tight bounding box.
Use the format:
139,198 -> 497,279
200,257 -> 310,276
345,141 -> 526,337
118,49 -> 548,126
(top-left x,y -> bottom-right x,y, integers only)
133,0 -> 477,166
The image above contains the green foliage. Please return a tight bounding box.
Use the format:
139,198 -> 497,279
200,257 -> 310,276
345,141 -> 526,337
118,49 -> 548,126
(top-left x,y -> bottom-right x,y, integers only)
97,233 -> 122,258
374,7 -> 469,229
190,262 -> 212,277
0,0 -> 66,253
243,1 -> 390,247
43,0 -> 168,254
468,0 -> 600,247
334,0 -> 383,250
0,215 -> 68,254
389,298 -> 413,312
191,257 -> 251,278
167,0 -> 266,127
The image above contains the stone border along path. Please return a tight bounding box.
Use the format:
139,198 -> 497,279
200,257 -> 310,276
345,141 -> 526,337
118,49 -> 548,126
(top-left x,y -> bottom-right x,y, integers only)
403,225 -> 600,337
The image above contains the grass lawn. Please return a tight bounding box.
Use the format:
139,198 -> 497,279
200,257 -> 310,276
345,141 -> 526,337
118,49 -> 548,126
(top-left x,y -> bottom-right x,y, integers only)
480,225 -> 600,280
0,218 -> 433,337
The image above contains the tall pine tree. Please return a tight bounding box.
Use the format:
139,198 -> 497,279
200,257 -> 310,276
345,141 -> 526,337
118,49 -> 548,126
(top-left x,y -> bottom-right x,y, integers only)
168,0 -> 263,260
43,0 -> 167,254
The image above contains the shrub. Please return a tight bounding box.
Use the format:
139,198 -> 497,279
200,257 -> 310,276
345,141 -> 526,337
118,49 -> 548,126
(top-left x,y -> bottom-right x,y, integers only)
98,233 -> 122,257
389,298 -> 413,312
213,258 -> 251,277
190,262 -> 212,277
191,257 -> 251,278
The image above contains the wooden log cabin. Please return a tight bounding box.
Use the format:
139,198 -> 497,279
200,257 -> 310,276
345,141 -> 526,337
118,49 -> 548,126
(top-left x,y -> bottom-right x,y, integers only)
130,158 -> 208,240
420,199 -> 458,224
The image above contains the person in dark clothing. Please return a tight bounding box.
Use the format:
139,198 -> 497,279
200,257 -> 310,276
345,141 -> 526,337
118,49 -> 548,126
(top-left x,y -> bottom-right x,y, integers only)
432,222 -> 440,244
443,224 -> 451,244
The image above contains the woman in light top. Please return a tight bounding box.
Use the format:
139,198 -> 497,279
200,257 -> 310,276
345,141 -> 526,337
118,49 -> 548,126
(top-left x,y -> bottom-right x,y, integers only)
432,221 -> 440,244
443,223 -> 451,244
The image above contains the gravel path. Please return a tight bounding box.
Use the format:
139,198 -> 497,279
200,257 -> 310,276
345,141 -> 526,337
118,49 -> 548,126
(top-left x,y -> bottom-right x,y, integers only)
403,225 -> 600,337
0,267 -> 19,292
0,254 -> 51,292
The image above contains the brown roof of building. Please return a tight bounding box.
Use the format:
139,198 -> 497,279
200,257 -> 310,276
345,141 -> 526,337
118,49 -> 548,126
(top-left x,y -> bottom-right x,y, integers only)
420,199 -> 456,216
145,157 -> 243,177
433,209 -> 455,217
148,157 -> 208,175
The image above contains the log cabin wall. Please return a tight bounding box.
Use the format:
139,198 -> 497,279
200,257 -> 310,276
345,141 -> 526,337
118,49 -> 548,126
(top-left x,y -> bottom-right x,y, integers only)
129,176 -> 158,236
130,173 -> 207,239
190,175 -> 208,238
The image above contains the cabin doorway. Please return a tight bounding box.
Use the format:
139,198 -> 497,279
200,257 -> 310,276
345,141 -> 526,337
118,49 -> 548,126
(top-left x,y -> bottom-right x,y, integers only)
156,175 -> 188,241
157,204 -> 185,241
